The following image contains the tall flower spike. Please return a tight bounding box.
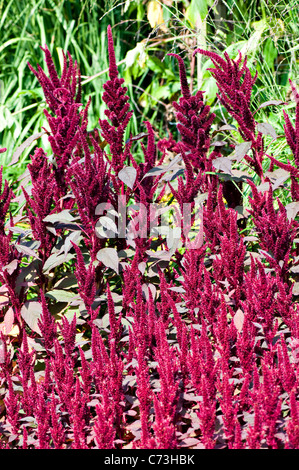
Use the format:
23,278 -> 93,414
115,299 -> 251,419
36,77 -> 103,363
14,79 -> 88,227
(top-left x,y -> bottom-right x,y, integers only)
248,182 -> 298,277
59,314 -> 77,364
287,79 -> 299,164
194,48 -> 257,136
286,390 -> 299,448
68,132 -> 111,247
5,373 -> 20,436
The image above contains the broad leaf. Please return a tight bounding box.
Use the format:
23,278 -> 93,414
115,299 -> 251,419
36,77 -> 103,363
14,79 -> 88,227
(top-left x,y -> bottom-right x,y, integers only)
21,301 -> 42,335
15,242 -> 41,260
42,252 -> 74,273
118,166 -> 137,189
257,100 -> 285,111
234,309 -> 245,333
9,131 -> 46,166
186,0 -> 208,25
3,259 -> 18,275
54,274 -> 78,290
96,216 -> 118,235
96,247 -> 119,274
142,283 -> 157,301
265,168 -> 290,191
0,284 -> 9,308
286,202 -> 299,221
142,153 -> 182,179
212,157 -> 232,175
4,307 -> 14,335
45,289 -> 78,303
234,141 -> 252,162
63,230 -> 82,256
292,283 -> 299,296
43,210 -> 76,224
217,124 -> 237,132
147,0 -> 165,29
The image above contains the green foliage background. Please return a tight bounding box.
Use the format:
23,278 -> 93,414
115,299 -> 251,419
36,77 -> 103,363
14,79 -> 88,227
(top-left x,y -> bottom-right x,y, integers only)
0,0 -> 298,182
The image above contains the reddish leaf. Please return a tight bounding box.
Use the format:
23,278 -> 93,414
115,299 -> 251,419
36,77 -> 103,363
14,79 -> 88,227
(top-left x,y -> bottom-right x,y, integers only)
257,100 -> 285,111
9,131 -> 46,166
96,247 -> 119,274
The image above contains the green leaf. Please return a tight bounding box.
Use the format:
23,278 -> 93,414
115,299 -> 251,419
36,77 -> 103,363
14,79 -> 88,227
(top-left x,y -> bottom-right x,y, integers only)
0,37 -> 33,54
125,42 -> 146,69
201,77 -> 218,105
151,84 -> 172,101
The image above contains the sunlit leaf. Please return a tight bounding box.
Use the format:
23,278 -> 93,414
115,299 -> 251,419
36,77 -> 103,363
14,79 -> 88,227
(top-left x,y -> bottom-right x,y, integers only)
147,0 -> 167,31
186,0 -> 208,25
4,307 -> 14,335
286,202 -> 299,221
45,289 -> 78,303
257,99 -> 285,111
257,122 -> 277,140
9,131 -> 46,166
234,141 -> 252,162
212,156 -> 232,175
96,247 -> 119,274
234,308 -> 245,333
118,166 -> 137,189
